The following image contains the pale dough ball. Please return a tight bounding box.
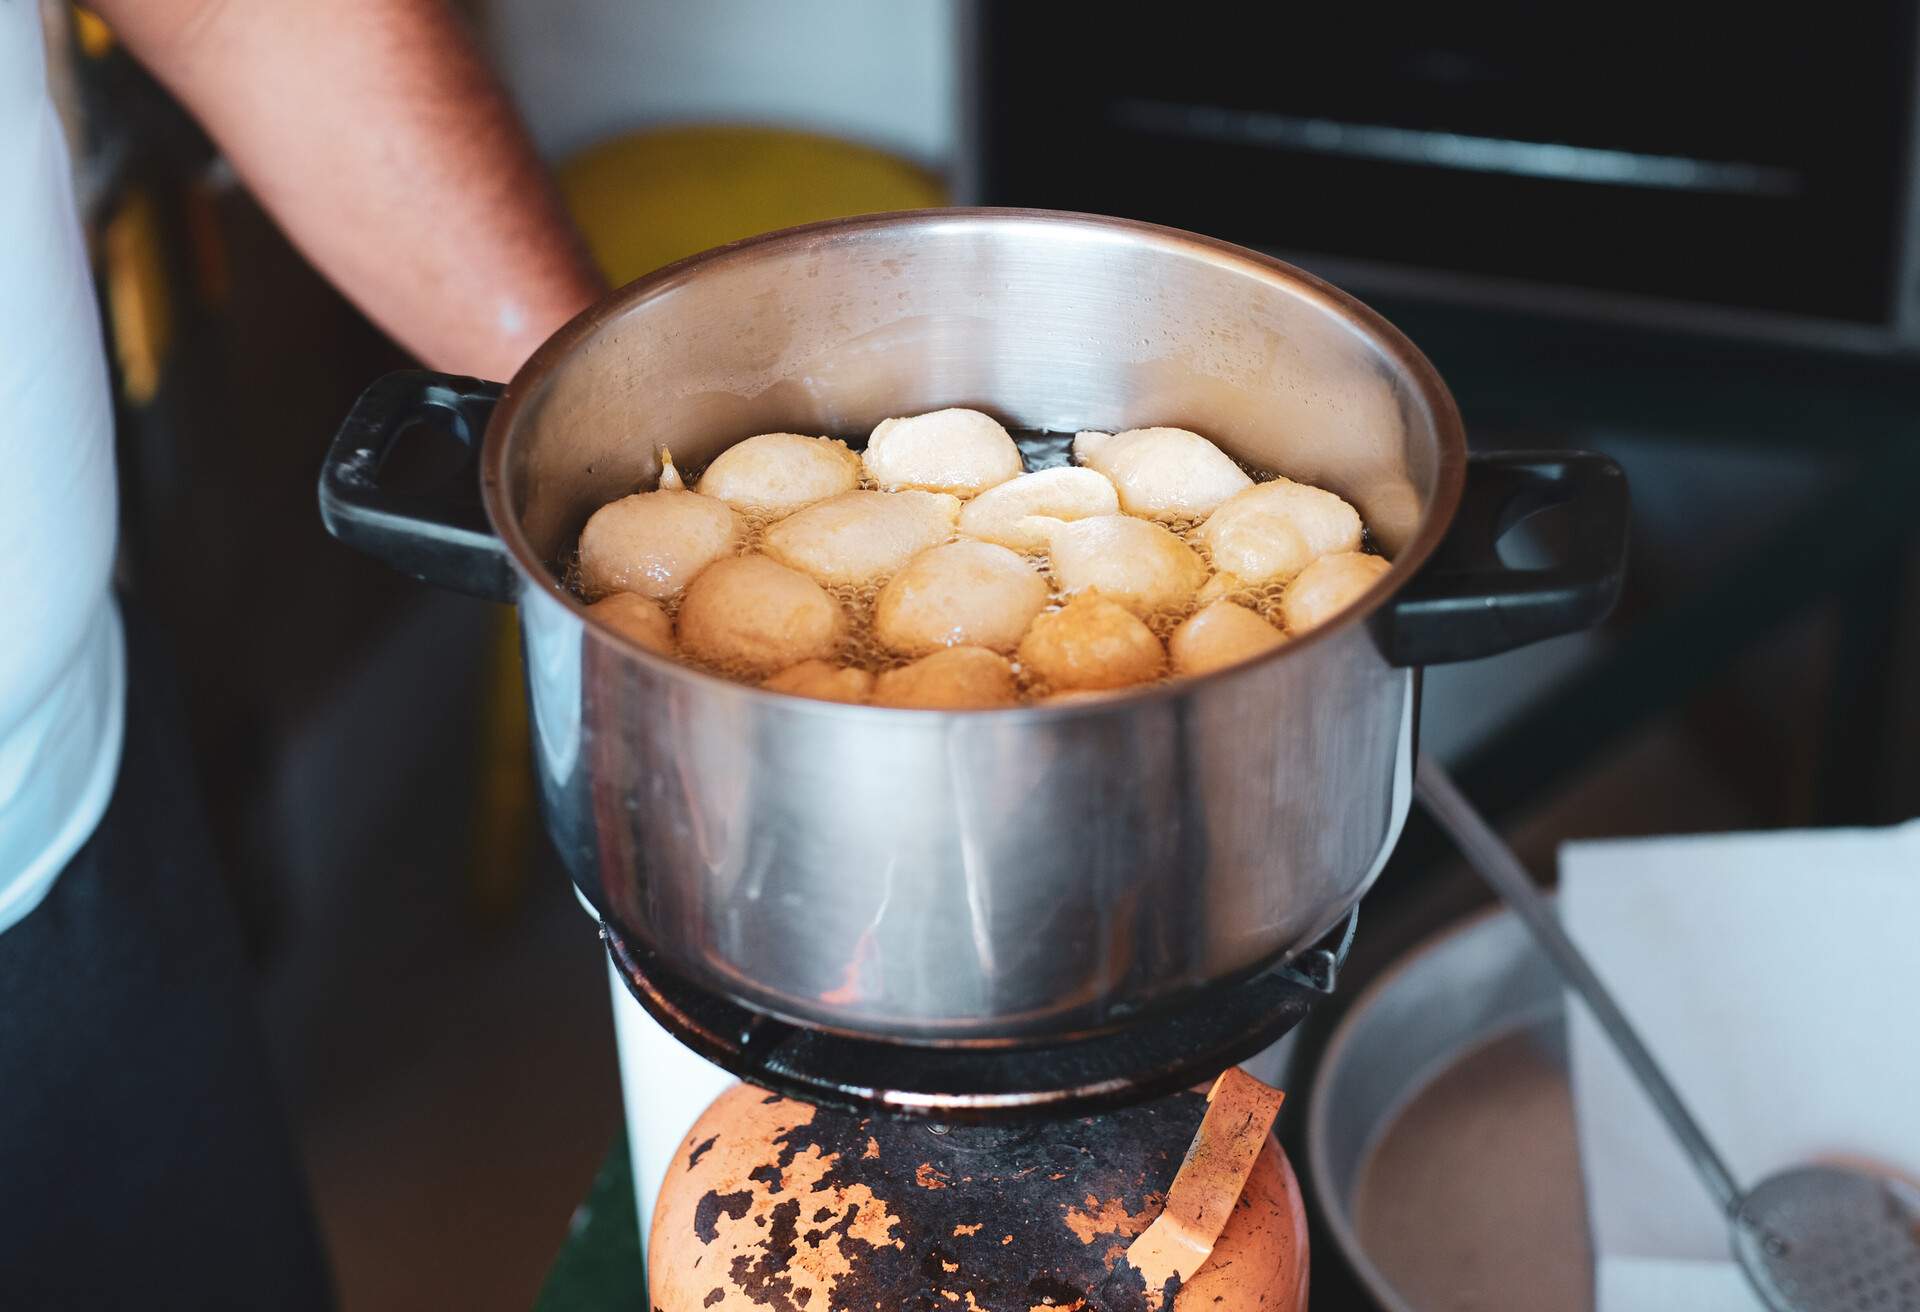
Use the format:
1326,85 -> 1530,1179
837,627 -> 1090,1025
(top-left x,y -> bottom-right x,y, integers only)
956,466 -> 1120,552
1072,427 -> 1252,520
1279,551 -> 1392,634
1198,478 -> 1363,584
695,433 -> 862,517
578,488 -> 743,600
1196,571 -> 1246,606
762,490 -> 960,586
872,646 -> 1019,710
762,660 -> 873,704
863,408 -> 1024,497
873,541 -> 1050,656
1016,593 -> 1166,692
1045,515 -> 1208,616
586,592 -> 674,656
1203,514 -> 1311,586
676,555 -> 843,674
1169,600 -> 1287,676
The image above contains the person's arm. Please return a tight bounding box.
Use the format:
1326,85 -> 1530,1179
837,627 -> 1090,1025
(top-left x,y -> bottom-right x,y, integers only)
90,0 -> 604,381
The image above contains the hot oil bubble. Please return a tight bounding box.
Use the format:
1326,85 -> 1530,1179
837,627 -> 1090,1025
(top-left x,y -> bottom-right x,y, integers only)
736,509 -> 775,556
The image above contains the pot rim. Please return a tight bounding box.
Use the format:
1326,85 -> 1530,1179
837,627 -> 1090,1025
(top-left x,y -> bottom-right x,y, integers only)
480,207 -> 1467,715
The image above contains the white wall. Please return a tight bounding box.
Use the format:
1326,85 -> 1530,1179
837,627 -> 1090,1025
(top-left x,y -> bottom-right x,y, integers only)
481,0 -> 959,168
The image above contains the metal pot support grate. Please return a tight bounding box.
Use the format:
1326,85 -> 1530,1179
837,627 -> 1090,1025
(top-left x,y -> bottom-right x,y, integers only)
601,905 -> 1357,1122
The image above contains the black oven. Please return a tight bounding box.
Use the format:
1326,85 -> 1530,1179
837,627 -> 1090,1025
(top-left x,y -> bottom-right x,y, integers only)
967,7 -> 1920,353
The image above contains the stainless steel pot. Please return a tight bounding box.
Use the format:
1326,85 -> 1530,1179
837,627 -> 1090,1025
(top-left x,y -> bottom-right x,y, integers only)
319,209 -> 1626,1044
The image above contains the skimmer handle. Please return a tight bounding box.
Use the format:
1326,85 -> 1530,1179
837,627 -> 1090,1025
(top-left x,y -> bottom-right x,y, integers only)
1414,753 -> 1745,1216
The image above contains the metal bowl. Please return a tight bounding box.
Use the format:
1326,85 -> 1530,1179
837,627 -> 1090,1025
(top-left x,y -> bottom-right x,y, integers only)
1307,903 -> 1594,1312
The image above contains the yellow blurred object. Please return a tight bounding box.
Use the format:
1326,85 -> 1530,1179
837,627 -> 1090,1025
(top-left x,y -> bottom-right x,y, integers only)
469,125 -> 946,922
71,6 -> 113,58
558,125 -> 947,284
102,187 -> 171,406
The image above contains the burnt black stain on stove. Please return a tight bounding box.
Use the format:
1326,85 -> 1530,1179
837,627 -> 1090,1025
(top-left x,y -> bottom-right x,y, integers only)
723,1196 -> 816,1312
688,1135 -> 719,1171
693,1189 -> 753,1244
800,1203 -> 857,1250
686,1089 -> 1205,1310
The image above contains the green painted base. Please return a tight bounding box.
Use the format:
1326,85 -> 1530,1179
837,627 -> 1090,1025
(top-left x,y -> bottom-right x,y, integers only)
536,1130 -> 645,1310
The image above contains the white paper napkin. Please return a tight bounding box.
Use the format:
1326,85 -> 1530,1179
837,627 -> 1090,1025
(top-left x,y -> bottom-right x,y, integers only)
1560,821 -> 1920,1312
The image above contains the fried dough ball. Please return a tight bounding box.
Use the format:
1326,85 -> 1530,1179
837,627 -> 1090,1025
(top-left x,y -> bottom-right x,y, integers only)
871,646 -> 1019,710
873,541 -> 1050,656
695,432 -> 862,517
761,660 -> 874,704
1016,593 -> 1166,693
578,487 -> 743,600
1169,601 -> 1287,676
1278,551 -> 1391,634
676,555 -> 843,674
956,466 -> 1120,552
863,408 -> 1023,497
586,592 -> 675,656
762,490 -> 960,586
1194,572 -> 1247,606
1045,515 -> 1208,616
1197,478 -> 1363,584
1072,426 -> 1252,520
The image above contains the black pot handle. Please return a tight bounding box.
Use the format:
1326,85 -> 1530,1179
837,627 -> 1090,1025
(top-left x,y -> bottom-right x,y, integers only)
1373,450 -> 1629,666
318,370 -> 517,603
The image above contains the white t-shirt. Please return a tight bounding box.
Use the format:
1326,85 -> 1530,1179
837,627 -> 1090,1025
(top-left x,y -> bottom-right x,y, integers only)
0,1 -> 126,935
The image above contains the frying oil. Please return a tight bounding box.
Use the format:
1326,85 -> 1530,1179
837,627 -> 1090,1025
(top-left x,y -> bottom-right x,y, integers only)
569,429 -> 1363,700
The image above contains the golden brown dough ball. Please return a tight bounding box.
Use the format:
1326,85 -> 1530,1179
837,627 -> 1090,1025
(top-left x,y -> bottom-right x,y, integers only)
578,488 -> 743,600
586,592 -> 675,656
1016,593 -> 1166,693
1198,478 -> 1363,584
957,466 -> 1120,552
695,433 -> 862,516
1073,426 -> 1252,520
676,555 -> 843,674
1278,551 -> 1391,634
863,408 -> 1024,497
761,660 -> 874,704
762,490 -> 961,586
1045,515 -> 1208,616
873,541 -> 1050,656
1169,600 -> 1287,676
871,647 -> 1019,710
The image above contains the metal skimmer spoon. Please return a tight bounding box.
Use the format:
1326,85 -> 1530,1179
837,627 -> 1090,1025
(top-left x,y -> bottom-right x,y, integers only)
1415,754 -> 1920,1312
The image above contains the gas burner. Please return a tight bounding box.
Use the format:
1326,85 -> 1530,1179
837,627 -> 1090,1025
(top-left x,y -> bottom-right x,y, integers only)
601,910 -> 1355,1122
